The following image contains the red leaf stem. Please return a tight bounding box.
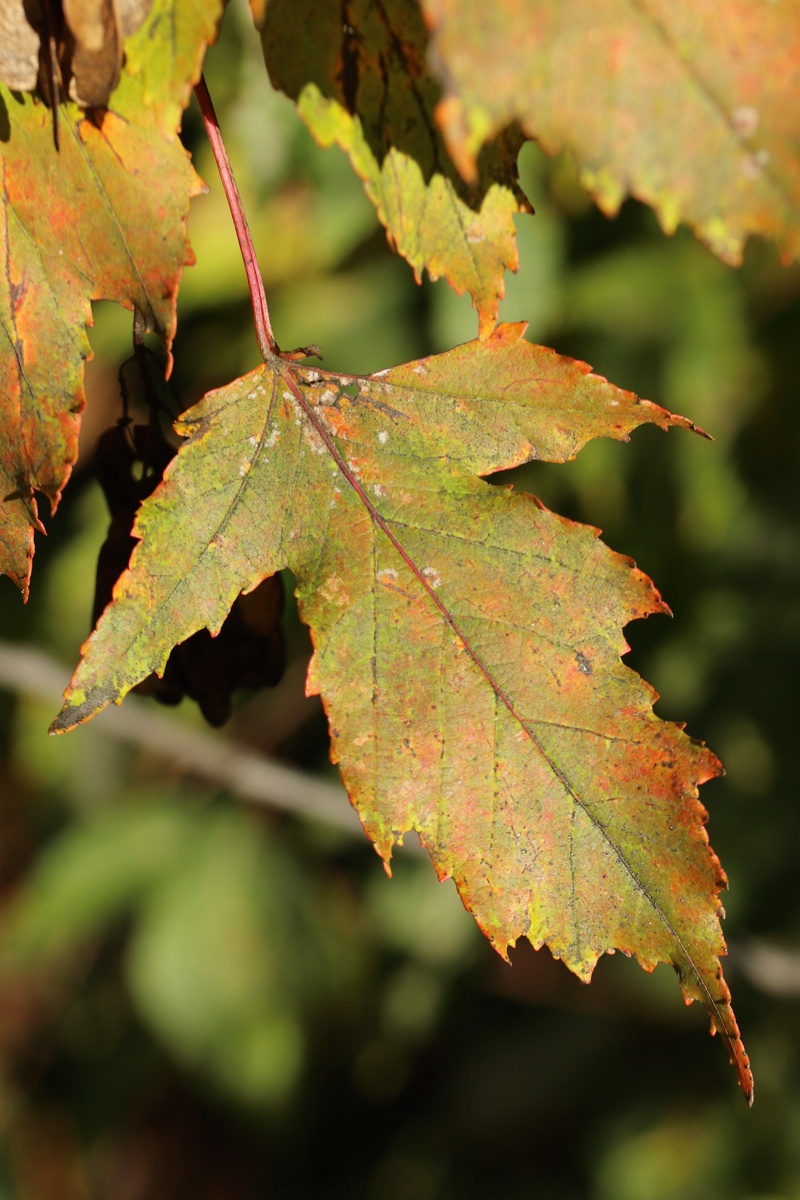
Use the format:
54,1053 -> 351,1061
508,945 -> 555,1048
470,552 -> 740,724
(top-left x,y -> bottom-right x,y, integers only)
193,74 -> 278,358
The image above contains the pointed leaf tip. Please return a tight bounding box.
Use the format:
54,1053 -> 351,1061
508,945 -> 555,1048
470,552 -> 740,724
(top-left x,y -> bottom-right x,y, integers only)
50,684 -> 121,734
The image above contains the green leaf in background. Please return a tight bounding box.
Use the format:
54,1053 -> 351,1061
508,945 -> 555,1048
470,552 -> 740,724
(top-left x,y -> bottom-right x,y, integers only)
0,799 -> 331,1105
126,807 -> 306,1104
0,803 -> 189,962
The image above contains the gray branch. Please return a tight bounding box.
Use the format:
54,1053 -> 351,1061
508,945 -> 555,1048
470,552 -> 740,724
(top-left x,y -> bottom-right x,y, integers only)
0,641 -> 365,838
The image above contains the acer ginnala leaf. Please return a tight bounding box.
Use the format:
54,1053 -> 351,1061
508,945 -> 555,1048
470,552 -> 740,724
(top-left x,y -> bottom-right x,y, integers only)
52,325 -> 753,1103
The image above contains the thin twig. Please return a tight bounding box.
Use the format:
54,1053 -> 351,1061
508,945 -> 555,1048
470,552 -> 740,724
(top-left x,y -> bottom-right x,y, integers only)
193,74 -> 278,359
0,642 -> 363,837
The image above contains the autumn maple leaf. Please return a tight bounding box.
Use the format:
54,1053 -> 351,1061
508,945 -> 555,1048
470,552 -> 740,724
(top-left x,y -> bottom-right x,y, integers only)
51,323 -> 754,1103
0,0 -> 221,596
422,0 -> 800,265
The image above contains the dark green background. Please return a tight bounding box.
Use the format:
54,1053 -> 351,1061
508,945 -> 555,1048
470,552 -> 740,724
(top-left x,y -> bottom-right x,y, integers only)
1,5 -> 798,1197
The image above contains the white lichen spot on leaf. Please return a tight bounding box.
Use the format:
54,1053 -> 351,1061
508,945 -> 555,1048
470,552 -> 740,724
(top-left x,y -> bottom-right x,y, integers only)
731,105 -> 759,138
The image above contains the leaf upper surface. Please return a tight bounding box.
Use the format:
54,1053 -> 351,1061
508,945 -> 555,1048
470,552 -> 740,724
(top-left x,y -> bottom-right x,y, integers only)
254,0 -> 528,335
0,0 -> 221,596
422,0 -> 800,264
53,325 -> 752,1101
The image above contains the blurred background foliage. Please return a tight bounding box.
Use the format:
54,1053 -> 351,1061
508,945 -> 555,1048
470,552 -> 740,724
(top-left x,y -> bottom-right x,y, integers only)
1,2 -> 799,1197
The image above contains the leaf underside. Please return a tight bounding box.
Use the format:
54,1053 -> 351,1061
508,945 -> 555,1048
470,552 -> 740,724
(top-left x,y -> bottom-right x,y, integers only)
0,0 -> 222,597
254,0 -> 528,335
53,324 -> 753,1102
422,0 -> 800,265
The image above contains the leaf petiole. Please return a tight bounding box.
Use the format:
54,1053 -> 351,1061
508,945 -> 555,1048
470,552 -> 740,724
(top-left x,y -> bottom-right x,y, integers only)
193,74 -> 278,360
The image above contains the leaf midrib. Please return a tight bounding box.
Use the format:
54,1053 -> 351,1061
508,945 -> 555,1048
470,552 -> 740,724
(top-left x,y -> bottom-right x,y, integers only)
286,360 -> 742,1077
